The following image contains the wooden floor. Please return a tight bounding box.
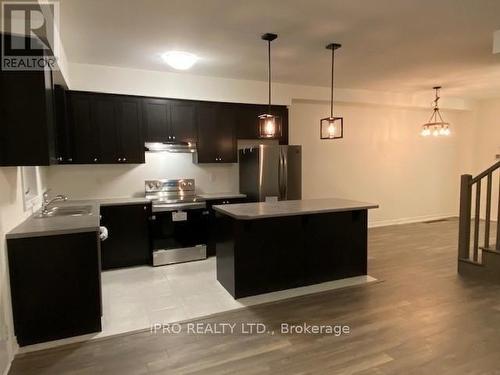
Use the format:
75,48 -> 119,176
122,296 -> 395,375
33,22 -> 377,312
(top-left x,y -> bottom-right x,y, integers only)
9,218 -> 500,375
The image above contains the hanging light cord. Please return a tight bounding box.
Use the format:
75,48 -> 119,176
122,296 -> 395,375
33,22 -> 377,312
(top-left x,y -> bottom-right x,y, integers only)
330,47 -> 335,118
268,39 -> 272,113
427,87 -> 446,124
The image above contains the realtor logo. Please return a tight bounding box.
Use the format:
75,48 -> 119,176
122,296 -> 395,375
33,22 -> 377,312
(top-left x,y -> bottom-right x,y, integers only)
1,1 -> 60,71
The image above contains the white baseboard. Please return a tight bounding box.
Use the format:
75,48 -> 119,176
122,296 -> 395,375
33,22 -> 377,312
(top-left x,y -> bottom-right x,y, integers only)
368,213 -> 456,228
1,337 -> 17,375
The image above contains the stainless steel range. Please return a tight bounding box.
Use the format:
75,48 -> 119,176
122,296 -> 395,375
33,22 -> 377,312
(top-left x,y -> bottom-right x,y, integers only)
146,179 -> 208,266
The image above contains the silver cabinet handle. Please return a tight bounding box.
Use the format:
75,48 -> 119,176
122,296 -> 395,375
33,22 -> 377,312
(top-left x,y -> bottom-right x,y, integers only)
68,158 -> 73,162
172,136 -> 176,140
118,158 -> 122,162
123,157 -> 127,162
94,158 -> 98,162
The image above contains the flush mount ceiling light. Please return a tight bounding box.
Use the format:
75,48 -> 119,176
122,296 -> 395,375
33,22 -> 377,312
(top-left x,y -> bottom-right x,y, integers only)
421,86 -> 451,137
320,43 -> 343,140
162,51 -> 198,70
258,33 -> 282,139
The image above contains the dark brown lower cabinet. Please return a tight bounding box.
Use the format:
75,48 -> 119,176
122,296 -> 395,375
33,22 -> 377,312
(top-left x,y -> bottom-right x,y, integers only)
100,203 -> 152,270
7,231 -> 102,346
206,198 -> 247,256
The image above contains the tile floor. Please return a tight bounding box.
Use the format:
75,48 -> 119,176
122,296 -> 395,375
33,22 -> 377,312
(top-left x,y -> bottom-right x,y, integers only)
99,257 -> 377,337
20,257 -> 376,353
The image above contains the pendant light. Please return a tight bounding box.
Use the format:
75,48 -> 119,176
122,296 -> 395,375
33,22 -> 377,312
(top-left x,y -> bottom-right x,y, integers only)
258,33 -> 281,139
421,86 -> 450,137
320,43 -> 343,140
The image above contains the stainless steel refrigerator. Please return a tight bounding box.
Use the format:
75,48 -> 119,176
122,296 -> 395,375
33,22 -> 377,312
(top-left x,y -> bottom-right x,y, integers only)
239,145 -> 302,202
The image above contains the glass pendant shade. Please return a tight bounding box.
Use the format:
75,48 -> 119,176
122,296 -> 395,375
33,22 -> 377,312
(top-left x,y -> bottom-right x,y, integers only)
320,116 -> 343,139
259,113 -> 282,138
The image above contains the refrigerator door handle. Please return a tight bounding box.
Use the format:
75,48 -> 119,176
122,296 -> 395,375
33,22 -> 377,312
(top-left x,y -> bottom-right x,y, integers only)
283,149 -> 288,200
278,149 -> 284,200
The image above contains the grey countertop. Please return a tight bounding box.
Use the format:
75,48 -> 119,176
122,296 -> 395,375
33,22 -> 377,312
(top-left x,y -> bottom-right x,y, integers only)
197,192 -> 247,200
213,198 -> 379,220
6,197 -> 152,240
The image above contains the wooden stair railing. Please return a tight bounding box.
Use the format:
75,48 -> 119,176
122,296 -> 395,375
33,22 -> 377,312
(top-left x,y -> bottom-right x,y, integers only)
458,160 -> 500,262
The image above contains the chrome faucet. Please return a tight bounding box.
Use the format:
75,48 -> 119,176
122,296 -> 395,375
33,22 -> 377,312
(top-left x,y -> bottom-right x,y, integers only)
41,190 -> 68,215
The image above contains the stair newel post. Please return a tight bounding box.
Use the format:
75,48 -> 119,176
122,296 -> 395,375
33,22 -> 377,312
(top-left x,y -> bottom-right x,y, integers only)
484,173 -> 492,249
458,174 -> 473,260
473,181 -> 481,262
497,172 -> 500,251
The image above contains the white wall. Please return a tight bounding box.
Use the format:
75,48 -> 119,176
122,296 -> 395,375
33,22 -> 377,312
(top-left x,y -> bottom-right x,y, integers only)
475,98 -> 500,221
68,63 -> 474,111
475,98 -> 500,171
290,100 -> 477,226
0,168 -> 46,375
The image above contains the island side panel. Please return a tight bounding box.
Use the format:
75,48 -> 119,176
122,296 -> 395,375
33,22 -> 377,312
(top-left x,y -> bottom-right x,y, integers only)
216,213 -> 237,297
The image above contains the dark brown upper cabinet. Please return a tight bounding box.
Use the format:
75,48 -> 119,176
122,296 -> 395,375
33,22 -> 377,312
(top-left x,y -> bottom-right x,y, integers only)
116,97 -> 145,163
194,102 -> 237,164
142,98 -> 169,142
68,92 -> 100,164
67,91 -> 144,164
54,85 -> 74,164
169,100 -> 197,143
142,98 -> 197,144
0,35 -> 56,166
57,89 -> 288,165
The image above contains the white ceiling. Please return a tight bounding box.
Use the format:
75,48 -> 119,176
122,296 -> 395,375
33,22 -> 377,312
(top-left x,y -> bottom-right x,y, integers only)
59,0 -> 500,99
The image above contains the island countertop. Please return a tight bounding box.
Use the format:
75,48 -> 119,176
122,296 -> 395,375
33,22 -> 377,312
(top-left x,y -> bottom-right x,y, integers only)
213,198 -> 379,220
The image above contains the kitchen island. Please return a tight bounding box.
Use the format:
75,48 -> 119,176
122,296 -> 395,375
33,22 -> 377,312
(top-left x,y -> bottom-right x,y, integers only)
213,198 -> 378,298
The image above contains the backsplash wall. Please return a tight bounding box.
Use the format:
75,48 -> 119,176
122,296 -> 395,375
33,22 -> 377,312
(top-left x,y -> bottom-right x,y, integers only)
46,153 -> 239,199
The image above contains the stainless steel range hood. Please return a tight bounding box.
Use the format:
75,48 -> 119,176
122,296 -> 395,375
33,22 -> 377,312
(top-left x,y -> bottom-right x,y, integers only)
144,142 -> 197,153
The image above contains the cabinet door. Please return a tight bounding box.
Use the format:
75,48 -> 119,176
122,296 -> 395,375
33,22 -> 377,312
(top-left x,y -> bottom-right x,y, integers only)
92,95 -> 118,164
100,204 -> 152,270
216,104 -> 237,163
7,232 -> 101,346
54,85 -> 74,163
116,97 -> 144,163
235,104 -> 261,139
275,106 -> 289,145
195,103 -> 218,163
0,69 -> 54,166
207,198 -> 247,256
169,100 -> 197,143
142,98 -> 169,142
69,93 -> 100,164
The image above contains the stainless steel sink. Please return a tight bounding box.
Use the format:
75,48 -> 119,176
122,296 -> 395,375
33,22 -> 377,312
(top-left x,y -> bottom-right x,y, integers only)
36,205 -> 93,218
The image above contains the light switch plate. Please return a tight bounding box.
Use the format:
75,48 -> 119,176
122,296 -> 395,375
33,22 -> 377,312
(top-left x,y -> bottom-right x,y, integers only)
494,30 -> 500,54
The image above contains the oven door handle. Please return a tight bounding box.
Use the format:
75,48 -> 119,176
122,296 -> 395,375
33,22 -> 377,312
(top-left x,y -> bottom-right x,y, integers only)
152,202 -> 207,212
